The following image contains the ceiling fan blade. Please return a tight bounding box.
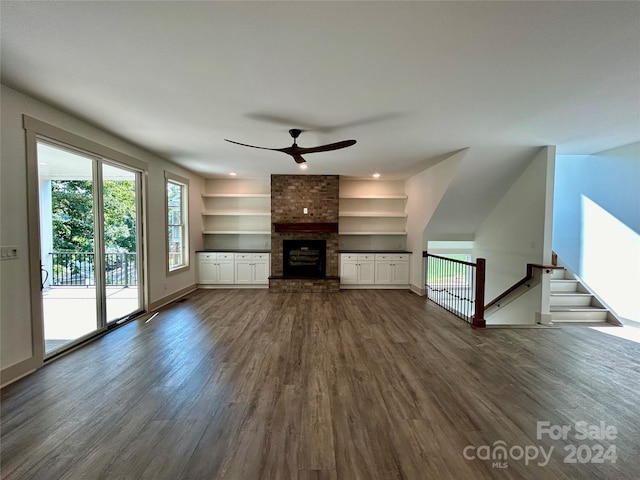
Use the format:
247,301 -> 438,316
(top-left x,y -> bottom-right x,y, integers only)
297,139 -> 356,155
224,139 -> 281,152
226,132 -> 356,164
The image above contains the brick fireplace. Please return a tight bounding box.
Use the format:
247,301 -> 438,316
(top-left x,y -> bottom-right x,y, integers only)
269,174 -> 340,292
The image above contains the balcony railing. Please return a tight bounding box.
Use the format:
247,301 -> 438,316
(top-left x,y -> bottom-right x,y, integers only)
423,252 -> 486,328
50,252 -> 137,287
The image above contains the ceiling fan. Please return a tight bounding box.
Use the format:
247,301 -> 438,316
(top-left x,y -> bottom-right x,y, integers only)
225,129 -> 356,165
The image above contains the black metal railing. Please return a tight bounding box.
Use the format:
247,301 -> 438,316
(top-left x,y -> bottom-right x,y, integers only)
423,252 -> 485,327
50,252 -> 137,287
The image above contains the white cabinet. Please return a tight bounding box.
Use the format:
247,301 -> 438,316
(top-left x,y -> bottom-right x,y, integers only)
234,254 -> 253,284
340,254 -> 375,285
392,259 -> 410,285
217,255 -> 235,284
198,252 -> 235,284
340,253 -> 410,288
340,260 -> 359,284
234,253 -> 269,285
253,255 -> 270,284
198,252 -> 269,287
374,254 -> 409,285
374,258 -> 393,284
198,253 -> 218,283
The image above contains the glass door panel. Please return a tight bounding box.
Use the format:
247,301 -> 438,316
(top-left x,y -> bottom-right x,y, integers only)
102,163 -> 142,323
37,141 -> 102,354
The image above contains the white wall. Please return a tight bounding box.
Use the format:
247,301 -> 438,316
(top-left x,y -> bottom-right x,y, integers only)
405,149 -> 467,291
473,147 -> 554,324
0,84 -> 204,383
553,143 -> 640,322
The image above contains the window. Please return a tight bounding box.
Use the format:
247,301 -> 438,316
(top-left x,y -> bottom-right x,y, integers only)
165,172 -> 189,272
439,253 -> 472,287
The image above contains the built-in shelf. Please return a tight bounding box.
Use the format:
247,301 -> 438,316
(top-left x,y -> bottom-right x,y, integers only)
202,193 -> 271,198
202,178 -> 272,250
203,230 -> 271,235
339,194 -> 407,199
339,212 -> 407,218
202,211 -> 271,216
338,179 -> 408,251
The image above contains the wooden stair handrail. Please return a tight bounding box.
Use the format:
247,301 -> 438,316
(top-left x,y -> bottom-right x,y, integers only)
422,251 -> 477,267
485,264 -> 563,310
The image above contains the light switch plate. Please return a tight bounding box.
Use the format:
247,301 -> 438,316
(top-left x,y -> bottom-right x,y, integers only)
0,246 -> 19,260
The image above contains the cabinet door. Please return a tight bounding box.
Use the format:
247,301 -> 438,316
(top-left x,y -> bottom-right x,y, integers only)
235,261 -> 252,284
392,261 -> 410,284
217,260 -> 235,284
375,261 -> 392,284
340,261 -> 358,284
358,261 -> 375,284
253,260 -> 269,284
198,254 -> 218,284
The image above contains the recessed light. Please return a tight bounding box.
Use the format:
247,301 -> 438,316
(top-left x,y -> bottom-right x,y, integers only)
372,173 -> 381,178
299,164 -> 308,170
229,172 -> 237,176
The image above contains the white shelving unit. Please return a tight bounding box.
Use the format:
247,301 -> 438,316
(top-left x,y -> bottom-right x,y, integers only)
201,178 -> 271,250
339,179 -> 408,250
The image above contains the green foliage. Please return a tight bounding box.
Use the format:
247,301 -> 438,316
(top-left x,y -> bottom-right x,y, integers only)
52,180 -> 136,253
103,180 -> 136,252
52,180 -> 94,252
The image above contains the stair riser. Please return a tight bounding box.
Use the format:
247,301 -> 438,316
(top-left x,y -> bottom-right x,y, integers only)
550,281 -> 580,292
550,296 -> 593,307
551,311 -> 608,322
550,270 -> 569,280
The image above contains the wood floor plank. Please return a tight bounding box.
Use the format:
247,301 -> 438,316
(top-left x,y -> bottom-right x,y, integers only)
2,289 -> 639,480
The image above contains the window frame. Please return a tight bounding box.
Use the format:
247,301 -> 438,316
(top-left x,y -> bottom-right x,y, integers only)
165,171 -> 190,274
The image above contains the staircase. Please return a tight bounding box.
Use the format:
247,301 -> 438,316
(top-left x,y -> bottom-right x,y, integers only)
549,268 -> 619,324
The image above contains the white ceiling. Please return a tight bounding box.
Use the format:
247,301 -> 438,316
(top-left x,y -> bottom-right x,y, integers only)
2,1 -> 639,179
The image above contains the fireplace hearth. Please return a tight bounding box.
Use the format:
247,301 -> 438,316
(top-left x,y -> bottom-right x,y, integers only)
283,240 -> 326,278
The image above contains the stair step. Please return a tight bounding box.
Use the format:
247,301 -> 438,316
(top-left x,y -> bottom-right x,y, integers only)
550,293 -> 593,306
547,264 -> 617,324
550,269 -> 568,280
551,307 -> 609,322
550,279 -> 580,292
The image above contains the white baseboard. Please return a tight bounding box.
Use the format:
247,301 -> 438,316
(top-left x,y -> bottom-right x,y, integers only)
149,283 -> 197,311
197,284 -> 268,289
1,356 -> 39,389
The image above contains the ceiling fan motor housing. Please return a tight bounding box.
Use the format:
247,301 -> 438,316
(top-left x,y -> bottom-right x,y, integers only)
289,128 -> 302,139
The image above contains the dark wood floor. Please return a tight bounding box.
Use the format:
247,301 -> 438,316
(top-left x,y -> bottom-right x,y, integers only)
2,289 -> 639,480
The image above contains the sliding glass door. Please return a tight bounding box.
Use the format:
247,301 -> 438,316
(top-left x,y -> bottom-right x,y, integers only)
102,163 -> 142,324
37,140 -> 143,355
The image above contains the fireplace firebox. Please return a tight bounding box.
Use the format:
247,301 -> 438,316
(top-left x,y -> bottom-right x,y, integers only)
283,240 -> 326,278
